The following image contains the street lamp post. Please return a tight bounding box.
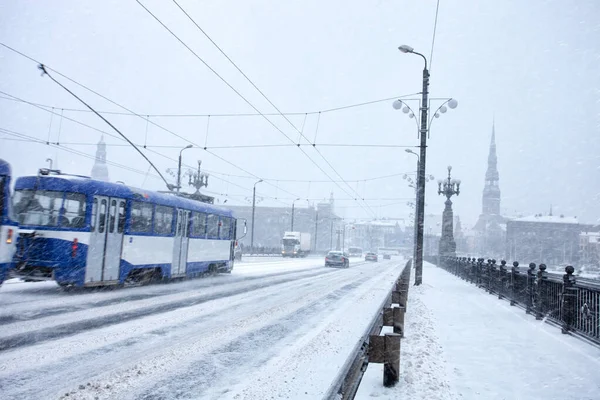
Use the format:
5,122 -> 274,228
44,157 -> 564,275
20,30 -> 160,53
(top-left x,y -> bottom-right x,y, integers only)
405,149 -> 420,265
177,144 -> 193,193
437,166 -> 461,260
394,44 -> 458,285
290,198 -> 301,231
251,179 -> 263,250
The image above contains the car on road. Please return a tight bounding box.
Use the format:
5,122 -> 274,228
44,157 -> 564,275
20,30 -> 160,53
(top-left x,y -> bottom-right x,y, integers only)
383,254 -> 391,260
365,252 -> 378,262
325,251 -> 349,268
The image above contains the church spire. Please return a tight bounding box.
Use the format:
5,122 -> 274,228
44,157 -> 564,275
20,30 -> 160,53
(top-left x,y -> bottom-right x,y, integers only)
91,135 -> 109,181
481,122 -> 500,215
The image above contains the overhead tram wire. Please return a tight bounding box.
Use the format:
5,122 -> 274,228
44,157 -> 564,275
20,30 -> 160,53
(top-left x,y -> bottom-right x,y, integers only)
0,128 -> 165,180
1,43 -> 408,213
0,42 -> 304,201
38,64 -> 173,190
135,2 -> 374,217
0,126 -> 290,205
2,129 -> 416,204
135,1 -> 366,211
0,92 -> 420,118
169,2 -> 385,217
429,0 -> 441,71
0,89 -> 417,185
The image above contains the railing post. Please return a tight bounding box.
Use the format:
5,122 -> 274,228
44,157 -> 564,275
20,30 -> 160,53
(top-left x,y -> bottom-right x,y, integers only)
477,258 -> 484,287
535,263 -> 548,320
510,261 -> 519,306
498,260 -> 507,299
383,333 -> 401,387
561,265 -> 576,334
485,259 -> 493,293
526,263 -> 536,314
490,259 -> 498,294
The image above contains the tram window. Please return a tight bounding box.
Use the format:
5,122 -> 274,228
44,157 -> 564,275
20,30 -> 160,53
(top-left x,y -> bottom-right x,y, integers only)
219,217 -> 231,240
109,200 -> 116,233
13,190 -> 63,226
131,201 -> 153,233
98,199 -> 107,234
117,201 -> 125,233
64,193 -> 86,228
155,205 -> 174,235
91,198 -> 97,232
207,214 -> 219,238
192,212 -> 207,237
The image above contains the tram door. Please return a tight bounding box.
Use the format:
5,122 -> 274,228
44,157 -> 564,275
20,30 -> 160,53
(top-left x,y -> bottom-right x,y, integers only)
172,210 -> 190,276
86,196 -> 126,283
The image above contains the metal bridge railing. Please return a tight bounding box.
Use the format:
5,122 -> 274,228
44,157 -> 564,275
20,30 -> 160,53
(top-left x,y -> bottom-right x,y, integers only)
439,256 -> 600,346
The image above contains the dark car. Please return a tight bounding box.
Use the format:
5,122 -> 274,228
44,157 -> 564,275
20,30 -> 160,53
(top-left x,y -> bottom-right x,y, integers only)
325,251 -> 349,268
383,254 -> 391,260
365,252 -> 378,262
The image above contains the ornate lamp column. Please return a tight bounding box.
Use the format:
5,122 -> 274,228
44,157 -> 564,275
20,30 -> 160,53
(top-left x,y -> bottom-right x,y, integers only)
438,166 -> 461,258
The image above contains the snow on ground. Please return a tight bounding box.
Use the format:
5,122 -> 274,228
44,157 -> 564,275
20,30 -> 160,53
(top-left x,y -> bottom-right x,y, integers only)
356,262 -> 600,400
0,256 -> 402,399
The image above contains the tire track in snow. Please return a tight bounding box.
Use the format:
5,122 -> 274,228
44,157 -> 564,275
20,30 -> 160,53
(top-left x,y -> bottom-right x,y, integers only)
0,262 -> 389,399
0,260 -> 338,323
0,267 -> 343,352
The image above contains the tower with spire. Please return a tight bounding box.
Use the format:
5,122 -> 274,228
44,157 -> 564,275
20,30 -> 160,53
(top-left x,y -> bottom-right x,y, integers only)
482,123 -> 501,215
91,135 -> 109,182
473,122 -> 505,257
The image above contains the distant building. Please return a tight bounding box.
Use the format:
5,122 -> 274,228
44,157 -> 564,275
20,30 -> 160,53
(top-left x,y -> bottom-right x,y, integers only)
347,219 -> 405,251
228,193 -> 341,251
473,123 -> 506,257
506,214 -> 580,267
90,136 -> 109,182
580,231 -> 600,272
454,216 -> 467,254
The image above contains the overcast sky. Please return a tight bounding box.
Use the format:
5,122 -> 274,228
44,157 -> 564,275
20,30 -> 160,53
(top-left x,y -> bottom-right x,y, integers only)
1,0 -> 599,228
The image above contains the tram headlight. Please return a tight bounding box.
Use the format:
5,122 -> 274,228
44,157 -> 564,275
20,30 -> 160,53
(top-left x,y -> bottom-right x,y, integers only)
6,228 -> 13,244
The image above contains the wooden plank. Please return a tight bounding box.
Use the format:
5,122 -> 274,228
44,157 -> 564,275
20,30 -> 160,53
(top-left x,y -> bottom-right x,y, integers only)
368,335 -> 385,364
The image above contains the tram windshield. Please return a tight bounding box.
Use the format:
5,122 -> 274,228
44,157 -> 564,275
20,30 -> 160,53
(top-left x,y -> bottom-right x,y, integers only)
13,190 -> 86,228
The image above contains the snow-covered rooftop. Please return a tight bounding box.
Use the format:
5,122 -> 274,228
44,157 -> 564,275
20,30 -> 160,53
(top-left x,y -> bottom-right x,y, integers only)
512,215 -> 579,224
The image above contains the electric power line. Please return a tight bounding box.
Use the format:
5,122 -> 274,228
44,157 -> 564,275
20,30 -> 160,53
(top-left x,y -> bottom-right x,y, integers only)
135,1 -> 376,217
429,0 -> 441,71
155,2 -> 380,217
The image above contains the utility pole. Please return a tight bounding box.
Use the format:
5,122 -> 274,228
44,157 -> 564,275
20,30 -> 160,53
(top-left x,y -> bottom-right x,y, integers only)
291,198 -> 300,231
314,209 -> 319,252
330,218 -> 334,250
251,179 -> 263,249
177,144 -> 193,193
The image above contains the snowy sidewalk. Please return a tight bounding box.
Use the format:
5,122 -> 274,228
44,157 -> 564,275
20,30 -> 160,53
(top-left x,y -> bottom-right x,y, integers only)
356,262 -> 600,400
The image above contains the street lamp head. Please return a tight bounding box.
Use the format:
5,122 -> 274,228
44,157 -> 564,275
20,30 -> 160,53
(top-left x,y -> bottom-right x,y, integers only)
185,144 -> 193,149
392,99 -> 403,110
439,105 -> 447,114
398,45 -> 414,53
405,149 -> 413,154
409,112 -> 415,118
447,98 -> 458,109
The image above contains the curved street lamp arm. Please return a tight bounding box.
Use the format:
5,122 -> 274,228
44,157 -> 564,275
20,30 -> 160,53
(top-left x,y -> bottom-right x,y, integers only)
428,98 -> 453,132
411,51 -> 428,70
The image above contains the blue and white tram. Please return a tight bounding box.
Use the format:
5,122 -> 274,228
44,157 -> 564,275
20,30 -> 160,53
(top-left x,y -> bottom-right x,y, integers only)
0,159 -> 17,284
12,171 -> 237,287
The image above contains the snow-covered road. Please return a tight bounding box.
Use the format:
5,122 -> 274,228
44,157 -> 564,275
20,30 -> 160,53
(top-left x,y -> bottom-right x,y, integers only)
356,262 -> 600,400
0,256 -> 405,399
